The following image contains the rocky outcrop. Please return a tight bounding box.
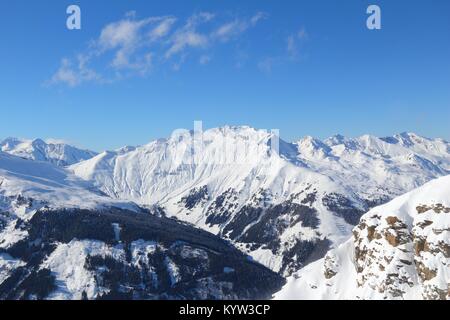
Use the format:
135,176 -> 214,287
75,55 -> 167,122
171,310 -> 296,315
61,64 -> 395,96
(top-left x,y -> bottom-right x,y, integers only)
275,176 -> 450,300
412,204 -> 450,299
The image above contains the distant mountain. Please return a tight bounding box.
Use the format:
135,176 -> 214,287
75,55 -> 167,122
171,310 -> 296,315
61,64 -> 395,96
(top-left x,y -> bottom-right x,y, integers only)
0,137 -> 97,167
69,127 -> 450,276
274,175 -> 450,300
300,131 -> 449,203
0,151 -> 284,300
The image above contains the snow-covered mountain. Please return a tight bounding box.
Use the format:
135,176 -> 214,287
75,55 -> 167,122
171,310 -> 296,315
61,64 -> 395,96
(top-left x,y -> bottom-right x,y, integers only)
69,127 -> 450,276
0,137 -> 97,167
0,151 -> 284,300
0,151 -> 133,214
274,175 -> 450,300
0,150 -> 140,249
1,126 -> 448,300
303,132 -> 450,202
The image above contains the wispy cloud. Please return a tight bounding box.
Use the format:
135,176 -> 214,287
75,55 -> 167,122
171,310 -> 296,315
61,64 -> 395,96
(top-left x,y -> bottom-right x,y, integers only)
48,11 -> 268,87
212,12 -> 267,42
149,17 -> 177,41
167,31 -> 208,57
97,16 -> 170,71
287,27 -> 308,58
48,56 -> 101,87
164,12 -> 214,59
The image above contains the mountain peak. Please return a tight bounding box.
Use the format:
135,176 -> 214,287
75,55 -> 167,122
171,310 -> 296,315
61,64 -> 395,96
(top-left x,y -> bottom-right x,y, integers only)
31,138 -> 47,147
398,131 -> 425,140
298,136 -> 328,149
0,137 -> 26,149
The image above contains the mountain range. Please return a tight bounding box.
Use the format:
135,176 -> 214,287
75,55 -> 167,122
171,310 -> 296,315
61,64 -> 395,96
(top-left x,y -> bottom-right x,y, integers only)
69,127 -> 449,276
0,151 -> 283,299
0,127 -> 449,300
0,137 -> 97,167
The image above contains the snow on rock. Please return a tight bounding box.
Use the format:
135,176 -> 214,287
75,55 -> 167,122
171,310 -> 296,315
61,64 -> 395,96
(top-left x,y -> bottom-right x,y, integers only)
42,240 -> 125,300
275,175 -> 450,300
130,240 -> 157,268
0,253 -> 25,284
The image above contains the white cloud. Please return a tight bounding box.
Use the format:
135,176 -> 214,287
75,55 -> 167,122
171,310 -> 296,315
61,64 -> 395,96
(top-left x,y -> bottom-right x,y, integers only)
49,11 -> 266,87
287,27 -> 308,57
99,20 -> 144,49
165,12 -> 214,58
166,31 -> 208,58
185,12 -> 215,28
50,15 -> 159,86
215,21 -> 238,38
113,52 -> 153,74
212,12 -> 267,42
149,17 -> 177,41
50,58 -> 79,87
98,17 -> 158,71
250,12 -> 268,26
48,56 -> 100,87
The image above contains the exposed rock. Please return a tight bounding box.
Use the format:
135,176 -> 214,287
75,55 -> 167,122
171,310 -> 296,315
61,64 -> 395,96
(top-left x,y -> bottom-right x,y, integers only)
322,193 -> 366,225
179,186 -> 209,211
323,253 -> 338,279
416,204 -> 450,214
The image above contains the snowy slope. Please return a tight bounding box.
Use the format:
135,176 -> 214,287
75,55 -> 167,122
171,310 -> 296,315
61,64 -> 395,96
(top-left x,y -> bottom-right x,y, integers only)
275,175 -> 450,300
0,151 -> 134,213
0,137 -> 97,167
0,151 -> 139,249
69,127 -> 449,276
0,151 -> 284,300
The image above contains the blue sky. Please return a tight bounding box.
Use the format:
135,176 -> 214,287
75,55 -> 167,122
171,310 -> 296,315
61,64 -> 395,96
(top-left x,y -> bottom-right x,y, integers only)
0,0 -> 449,151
